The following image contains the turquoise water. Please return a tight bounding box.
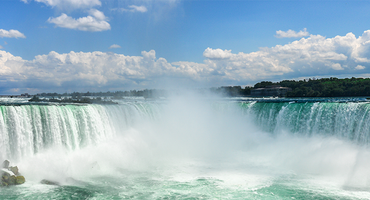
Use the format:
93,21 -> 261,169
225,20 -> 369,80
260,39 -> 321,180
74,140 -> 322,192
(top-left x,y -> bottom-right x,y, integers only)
1,96 -> 370,199
1,173 -> 368,199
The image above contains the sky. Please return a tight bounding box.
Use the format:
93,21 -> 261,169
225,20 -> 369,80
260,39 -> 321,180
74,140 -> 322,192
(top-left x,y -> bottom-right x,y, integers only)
1,0 -> 370,94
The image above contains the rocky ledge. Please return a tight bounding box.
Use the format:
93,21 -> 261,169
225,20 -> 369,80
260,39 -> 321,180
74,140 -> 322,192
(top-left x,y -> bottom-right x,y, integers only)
1,160 -> 25,186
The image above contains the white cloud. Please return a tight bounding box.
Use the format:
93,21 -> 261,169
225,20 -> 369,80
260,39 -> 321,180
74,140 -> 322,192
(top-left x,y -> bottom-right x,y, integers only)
112,5 -> 148,13
109,44 -> 121,49
47,10 -> 110,32
355,65 -> 365,70
203,48 -> 233,59
142,50 -> 156,60
0,45 -> 3,49
0,51 -> 26,81
200,31 -> 370,81
111,0 -> 179,21
88,8 -> 107,21
32,0 -> 109,32
275,28 -> 309,38
0,29 -> 26,38
330,63 -> 344,70
35,0 -> 101,10
128,5 -> 148,13
3,30 -> 370,94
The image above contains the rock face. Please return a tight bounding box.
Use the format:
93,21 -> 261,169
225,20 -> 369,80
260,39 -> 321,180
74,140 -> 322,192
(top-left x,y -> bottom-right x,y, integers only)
16,176 -> 25,184
2,160 -> 9,168
1,160 -> 25,186
9,166 -> 18,175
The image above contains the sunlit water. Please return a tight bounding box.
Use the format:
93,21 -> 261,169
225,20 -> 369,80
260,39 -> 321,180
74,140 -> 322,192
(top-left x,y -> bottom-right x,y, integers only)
1,95 -> 370,199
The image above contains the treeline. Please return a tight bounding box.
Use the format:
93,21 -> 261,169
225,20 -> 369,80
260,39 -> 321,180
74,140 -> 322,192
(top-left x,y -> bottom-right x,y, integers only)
36,87 -> 251,99
210,86 -> 252,96
211,77 -> 370,97
255,77 -> 370,97
29,96 -> 117,104
37,89 -> 167,99
33,77 -> 370,98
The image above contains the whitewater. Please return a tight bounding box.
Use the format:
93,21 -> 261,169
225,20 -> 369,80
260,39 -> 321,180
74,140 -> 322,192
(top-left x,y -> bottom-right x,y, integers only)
1,94 -> 370,199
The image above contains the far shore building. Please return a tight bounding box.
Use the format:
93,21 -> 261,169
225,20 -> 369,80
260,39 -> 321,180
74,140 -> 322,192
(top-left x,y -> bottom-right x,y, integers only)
251,85 -> 292,97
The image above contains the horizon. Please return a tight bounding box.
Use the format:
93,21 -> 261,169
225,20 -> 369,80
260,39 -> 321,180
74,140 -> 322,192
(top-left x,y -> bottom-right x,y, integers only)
2,0 -> 370,94
2,76 -> 366,97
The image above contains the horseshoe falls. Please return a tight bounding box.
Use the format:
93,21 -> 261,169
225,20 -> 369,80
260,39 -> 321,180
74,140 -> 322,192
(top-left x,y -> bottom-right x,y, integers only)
1,96 -> 370,199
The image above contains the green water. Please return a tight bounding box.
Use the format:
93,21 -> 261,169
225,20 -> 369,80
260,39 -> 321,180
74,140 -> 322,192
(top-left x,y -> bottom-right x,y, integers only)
1,170 -> 368,199
1,97 -> 370,199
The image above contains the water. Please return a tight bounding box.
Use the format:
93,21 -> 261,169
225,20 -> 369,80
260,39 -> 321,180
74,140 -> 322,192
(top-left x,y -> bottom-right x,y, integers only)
1,95 -> 370,199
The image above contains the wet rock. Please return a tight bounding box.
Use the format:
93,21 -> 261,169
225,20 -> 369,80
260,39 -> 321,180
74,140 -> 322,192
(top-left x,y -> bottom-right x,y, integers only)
2,171 -> 10,182
2,160 -> 9,168
1,160 -> 25,186
16,176 -> 25,184
40,179 -> 60,186
8,175 -> 16,185
9,166 -> 18,175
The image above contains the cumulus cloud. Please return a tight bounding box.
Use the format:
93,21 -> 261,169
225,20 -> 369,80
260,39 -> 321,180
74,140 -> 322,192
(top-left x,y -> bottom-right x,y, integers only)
109,44 -> 121,49
330,63 -> 344,70
0,49 -> 220,93
203,48 -> 233,59
3,30 -> 370,94
0,29 -> 26,38
355,65 -> 365,70
201,31 -> 370,82
35,0 -> 101,10
30,0 -> 108,32
0,50 -> 166,90
47,9 -> 110,32
0,51 -> 27,84
275,28 -> 309,38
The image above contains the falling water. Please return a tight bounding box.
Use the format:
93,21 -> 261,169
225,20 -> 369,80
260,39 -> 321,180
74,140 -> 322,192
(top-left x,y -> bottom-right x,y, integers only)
1,97 -> 370,199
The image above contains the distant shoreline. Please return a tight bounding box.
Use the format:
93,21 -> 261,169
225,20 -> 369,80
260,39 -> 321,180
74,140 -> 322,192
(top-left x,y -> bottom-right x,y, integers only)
3,77 -> 370,98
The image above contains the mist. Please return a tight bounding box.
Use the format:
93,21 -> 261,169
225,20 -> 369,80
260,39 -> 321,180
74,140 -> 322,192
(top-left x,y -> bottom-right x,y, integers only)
3,92 -> 367,194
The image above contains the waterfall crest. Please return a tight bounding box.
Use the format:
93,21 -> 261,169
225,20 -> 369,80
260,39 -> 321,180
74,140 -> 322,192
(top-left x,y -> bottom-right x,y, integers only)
0,103 -> 160,160
2,100 -> 370,160
244,102 -> 370,143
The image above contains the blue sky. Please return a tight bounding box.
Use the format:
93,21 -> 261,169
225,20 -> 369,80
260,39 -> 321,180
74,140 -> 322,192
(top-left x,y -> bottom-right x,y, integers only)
1,0 -> 370,94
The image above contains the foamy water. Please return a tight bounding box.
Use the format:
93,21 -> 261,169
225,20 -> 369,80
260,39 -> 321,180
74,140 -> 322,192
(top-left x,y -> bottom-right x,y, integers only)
1,95 -> 370,199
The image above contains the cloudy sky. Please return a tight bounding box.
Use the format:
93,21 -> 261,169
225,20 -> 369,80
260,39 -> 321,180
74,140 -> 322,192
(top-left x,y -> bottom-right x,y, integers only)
1,0 -> 370,94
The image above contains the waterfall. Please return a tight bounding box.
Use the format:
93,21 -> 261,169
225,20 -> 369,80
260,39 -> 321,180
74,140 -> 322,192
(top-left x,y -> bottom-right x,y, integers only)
243,102 -> 370,144
2,100 -> 370,161
0,102 -> 161,160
